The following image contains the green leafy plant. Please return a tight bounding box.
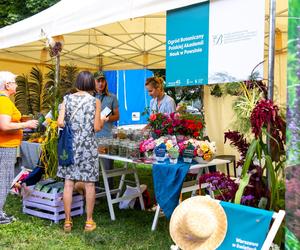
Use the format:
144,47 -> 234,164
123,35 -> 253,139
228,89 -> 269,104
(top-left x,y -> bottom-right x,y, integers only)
233,99 -> 286,211
15,74 -> 31,114
40,118 -> 59,178
15,67 -> 51,115
60,64 -> 78,95
232,86 -> 262,137
14,63 -> 78,178
15,64 -> 78,117
210,84 -> 223,97
28,66 -> 50,114
39,64 -> 78,178
44,64 -> 78,119
209,82 -> 242,98
285,228 -> 300,250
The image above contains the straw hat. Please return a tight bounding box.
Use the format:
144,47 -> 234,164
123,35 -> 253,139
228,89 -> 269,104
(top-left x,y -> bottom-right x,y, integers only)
169,196 -> 227,250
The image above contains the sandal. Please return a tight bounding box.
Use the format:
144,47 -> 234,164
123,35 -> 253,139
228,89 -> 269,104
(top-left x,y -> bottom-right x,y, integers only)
84,220 -> 96,232
64,220 -> 73,233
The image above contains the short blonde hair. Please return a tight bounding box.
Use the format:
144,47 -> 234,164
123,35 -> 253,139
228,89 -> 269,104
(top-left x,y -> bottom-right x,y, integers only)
0,71 -> 17,91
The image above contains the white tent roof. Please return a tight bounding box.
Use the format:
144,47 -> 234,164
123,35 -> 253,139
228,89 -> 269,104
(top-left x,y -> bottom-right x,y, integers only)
0,0 -> 288,70
0,0 -> 206,69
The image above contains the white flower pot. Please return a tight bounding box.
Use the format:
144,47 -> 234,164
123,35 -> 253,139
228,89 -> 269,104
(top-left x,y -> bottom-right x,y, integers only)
169,158 -> 178,164
194,156 -> 212,163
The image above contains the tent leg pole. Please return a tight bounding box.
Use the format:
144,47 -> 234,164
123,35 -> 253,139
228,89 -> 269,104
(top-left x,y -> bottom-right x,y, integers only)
267,0 -> 276,102
55,55 -> 60,90
267,0 -> 276,189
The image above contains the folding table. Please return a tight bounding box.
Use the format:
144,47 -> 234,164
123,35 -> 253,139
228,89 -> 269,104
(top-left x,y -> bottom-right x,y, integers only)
98,153 -> 230,230
98,154 -> 146,221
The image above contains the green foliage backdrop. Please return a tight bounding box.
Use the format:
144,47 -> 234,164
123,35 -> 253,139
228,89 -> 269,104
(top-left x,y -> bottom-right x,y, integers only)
0,0 -> 59,28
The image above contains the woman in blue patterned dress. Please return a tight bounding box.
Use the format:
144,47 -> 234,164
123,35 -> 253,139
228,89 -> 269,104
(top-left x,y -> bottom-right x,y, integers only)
57,71 -> 104,232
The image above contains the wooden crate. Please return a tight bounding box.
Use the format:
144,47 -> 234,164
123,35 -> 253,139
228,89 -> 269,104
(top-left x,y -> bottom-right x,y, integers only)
23,187 -> 84,223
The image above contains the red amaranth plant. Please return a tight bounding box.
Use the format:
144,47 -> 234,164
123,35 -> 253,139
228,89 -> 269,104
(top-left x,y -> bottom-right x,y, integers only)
250,99 -> 286,161
224,130 -> 249,167
250,99 -> 285,139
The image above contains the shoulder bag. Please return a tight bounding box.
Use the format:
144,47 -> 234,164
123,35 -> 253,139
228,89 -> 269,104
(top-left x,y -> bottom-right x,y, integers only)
57,95 -> 89,166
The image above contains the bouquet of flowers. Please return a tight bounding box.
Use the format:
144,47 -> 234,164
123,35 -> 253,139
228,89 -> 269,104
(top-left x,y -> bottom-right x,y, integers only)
195,140 -> 216,162
147,112 -> 205,139
170,112 -> 205,138
148,113 -> 173,137
178,138 -> 216,162
139,137 -> 156,153
139,135 -> 180,162
199,171 -> 238,201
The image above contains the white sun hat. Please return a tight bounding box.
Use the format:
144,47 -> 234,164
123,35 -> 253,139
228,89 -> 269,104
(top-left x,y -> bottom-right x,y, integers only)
169,196 -> 227,250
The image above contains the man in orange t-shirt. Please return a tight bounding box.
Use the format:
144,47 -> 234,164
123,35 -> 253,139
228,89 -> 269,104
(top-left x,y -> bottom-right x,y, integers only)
0,71 -> 38,224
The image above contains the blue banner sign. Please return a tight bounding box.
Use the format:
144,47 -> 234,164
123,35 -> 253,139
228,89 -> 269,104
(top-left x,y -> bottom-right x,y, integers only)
166,2 -> 209,87
166,0 -> 265,87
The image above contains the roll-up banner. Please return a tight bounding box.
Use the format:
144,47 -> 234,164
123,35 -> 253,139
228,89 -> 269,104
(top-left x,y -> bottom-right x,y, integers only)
166,0 -> 265,87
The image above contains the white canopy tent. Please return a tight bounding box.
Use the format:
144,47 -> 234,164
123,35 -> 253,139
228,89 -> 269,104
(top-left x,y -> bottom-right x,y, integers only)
0,0 -> 287,70
0,0 -> 288,156
0,0 -> 208,69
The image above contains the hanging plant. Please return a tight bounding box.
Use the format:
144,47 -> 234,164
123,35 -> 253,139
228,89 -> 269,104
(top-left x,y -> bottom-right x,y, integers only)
49,41 -> 63,57
210,84 -> 223,97
46,35 -> 64,58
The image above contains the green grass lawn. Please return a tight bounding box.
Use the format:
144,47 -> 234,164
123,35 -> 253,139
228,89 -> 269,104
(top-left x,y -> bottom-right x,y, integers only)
0,164 -> 173,250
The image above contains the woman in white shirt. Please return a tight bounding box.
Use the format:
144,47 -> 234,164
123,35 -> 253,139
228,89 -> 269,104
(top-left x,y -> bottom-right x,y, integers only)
145,77 -> 176,114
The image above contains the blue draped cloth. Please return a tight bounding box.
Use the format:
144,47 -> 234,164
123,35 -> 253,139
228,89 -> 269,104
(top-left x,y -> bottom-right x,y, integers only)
152,160 -> 190,219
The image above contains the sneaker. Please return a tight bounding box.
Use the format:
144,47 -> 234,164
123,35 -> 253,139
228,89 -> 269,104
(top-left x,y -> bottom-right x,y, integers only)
3,212 -> 16,221
0,215 -> 12,225
0,212 -> 16,224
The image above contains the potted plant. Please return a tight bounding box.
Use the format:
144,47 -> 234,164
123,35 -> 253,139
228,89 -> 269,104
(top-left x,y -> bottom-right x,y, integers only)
194,140 -> 216,163
168,146 -> 180,164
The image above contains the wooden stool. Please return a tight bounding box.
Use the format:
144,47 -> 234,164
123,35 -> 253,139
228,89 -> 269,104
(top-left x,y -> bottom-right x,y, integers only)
215,155 -> 237,177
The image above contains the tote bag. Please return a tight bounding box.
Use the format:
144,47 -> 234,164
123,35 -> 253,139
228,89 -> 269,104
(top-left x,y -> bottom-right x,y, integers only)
57,95 -> 88,166
58,122 -> 74,166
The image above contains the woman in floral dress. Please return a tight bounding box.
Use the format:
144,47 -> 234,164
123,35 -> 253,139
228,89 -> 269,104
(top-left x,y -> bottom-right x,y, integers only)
57,71 -> 104,232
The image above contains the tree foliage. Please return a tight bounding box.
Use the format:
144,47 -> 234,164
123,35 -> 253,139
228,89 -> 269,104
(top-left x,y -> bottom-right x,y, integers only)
0,0 -> 59,28
151,69 -> 203,106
